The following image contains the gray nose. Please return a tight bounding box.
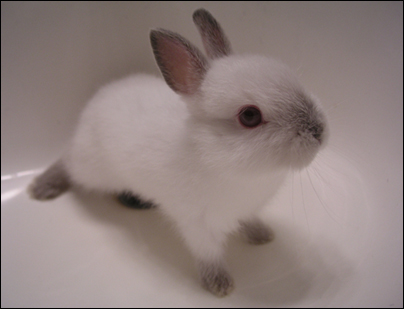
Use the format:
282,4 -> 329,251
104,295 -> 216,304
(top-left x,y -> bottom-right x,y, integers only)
309,123 -> 324,142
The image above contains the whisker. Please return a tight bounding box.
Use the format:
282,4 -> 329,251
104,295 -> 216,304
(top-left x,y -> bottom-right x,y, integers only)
305,167 -> 344,226
290,167 -> 296,224
299,170 -> 311,236
326,145 -> 365,168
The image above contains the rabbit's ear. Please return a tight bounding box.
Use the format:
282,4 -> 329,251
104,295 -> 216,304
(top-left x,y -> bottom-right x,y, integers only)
150,29 -> 208,96
193,8 -> 232,60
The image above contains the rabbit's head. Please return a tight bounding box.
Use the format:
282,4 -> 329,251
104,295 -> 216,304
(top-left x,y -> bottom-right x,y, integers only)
150,9 -> 328,173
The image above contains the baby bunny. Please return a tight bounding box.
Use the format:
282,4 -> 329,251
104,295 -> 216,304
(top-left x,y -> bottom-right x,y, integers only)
29,9 -> 328,296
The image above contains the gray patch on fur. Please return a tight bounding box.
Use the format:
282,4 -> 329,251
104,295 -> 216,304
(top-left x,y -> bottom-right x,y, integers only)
239,218 -> 275,245
117,191 -> 157,209
198,261 -> 235,297
28,160 -> 70,200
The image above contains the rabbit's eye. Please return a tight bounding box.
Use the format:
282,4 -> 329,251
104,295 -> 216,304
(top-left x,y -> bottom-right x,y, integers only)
238,105 -> 262,128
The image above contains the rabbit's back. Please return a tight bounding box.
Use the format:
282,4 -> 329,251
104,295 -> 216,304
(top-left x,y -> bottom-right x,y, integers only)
65,74 -> 187,192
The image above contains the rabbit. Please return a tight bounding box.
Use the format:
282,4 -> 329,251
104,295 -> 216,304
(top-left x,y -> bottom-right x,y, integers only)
28,8 -> 328,297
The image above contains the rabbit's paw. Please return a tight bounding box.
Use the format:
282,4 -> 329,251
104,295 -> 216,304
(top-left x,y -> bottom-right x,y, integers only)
199,262 -> 234,297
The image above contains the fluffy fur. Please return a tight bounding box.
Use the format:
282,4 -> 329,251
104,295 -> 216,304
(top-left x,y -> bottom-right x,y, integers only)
29,9 -> 328,296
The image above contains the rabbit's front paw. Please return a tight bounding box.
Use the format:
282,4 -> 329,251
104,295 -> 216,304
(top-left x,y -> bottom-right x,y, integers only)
199,262 -> 234,297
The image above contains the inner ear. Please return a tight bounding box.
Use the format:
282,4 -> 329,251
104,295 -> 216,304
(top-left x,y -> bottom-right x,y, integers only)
150,29 -> 208,95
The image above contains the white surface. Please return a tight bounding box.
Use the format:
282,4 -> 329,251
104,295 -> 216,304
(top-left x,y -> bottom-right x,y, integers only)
1,2 -> 402,307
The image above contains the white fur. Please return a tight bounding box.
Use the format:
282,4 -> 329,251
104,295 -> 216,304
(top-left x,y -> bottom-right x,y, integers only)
64,71 -> 290,261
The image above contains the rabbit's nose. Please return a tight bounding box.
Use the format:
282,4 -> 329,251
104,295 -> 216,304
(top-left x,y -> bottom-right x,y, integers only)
309,124 -> 324,142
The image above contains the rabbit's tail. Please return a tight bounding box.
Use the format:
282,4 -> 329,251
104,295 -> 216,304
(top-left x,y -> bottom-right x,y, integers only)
28,159 -> 71,200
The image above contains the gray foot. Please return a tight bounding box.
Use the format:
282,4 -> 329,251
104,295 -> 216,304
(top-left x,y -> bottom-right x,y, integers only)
198,261 -> 234,297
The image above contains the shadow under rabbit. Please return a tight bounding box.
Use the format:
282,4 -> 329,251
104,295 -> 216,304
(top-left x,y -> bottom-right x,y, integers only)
69,188 -> 353,305
226,223 -> 354,306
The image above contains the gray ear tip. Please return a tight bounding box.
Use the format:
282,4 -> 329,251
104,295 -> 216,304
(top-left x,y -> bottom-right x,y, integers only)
149,29 -> 159,48
150,28 -> 165,37
149,28 -> 160,39
193,8 -> 207,17
149,28 -> 174,47
193,8 -> 211,22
